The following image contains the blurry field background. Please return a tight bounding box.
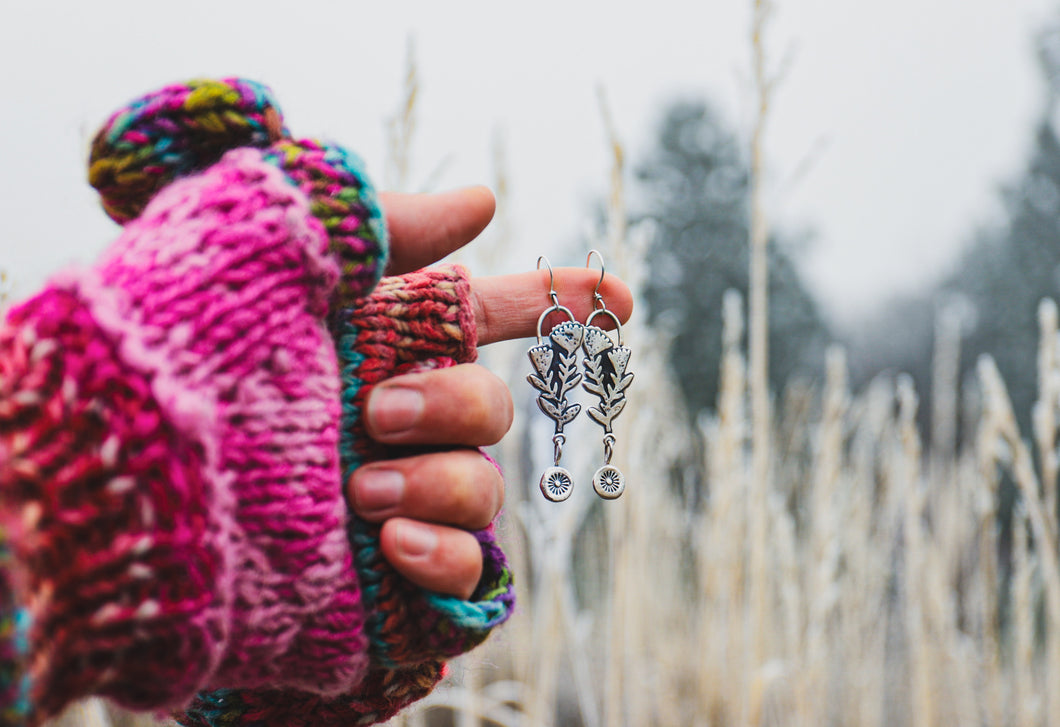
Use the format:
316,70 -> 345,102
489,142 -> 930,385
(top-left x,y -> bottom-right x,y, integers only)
6,0 -> 1060,725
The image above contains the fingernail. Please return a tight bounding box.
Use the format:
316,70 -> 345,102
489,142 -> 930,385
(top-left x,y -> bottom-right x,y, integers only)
396,522 -> 438,558
354,469 -> 405,513
369,387 -> 425,435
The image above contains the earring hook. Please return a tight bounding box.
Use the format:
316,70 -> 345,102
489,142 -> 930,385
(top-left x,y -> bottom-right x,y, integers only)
538,255 -> 560,308
534,255 -> 575,344
537,255 -> 555,288
586,249 -> 606,311
584,249 -> 623,345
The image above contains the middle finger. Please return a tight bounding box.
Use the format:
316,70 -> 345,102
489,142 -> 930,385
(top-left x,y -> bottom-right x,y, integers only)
365,363 -> 513,446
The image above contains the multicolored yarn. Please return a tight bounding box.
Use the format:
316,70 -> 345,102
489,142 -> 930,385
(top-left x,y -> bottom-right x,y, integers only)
339,269 -> 513,666
88,79 -> 286,225
0,285 -> 224,715
261,139 -> 387,308
180,662 -> 447,727
178,266 -> 516,727
0,78 -> 514,726
0,149 -> 370,717
0,531 -> 28,724
89,78 -> 388,306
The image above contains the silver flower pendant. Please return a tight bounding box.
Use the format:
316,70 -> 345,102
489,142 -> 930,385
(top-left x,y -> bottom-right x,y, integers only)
582,324 -> 633,499
527,320 -> 584,501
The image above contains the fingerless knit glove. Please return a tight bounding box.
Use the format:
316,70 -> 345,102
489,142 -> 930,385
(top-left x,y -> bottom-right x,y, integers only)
180,268 -> 515,727
0,79 -> 513,727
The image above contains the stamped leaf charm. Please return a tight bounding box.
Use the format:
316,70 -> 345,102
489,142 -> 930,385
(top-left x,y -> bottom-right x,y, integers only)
527,321 -> 584,431
580,249 -> 633,500
582,323 -> 633,500
582,325 -> 632,436
528,261 -> 584,502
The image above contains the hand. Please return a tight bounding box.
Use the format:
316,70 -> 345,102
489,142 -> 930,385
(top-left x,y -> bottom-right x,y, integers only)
347,187 -> 634,600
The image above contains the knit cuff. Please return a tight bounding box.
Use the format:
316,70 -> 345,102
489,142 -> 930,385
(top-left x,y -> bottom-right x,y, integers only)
0,529 -> 29,724
350,519 -> 514,668
336,264 -> 514,668
178,661 -> 446,727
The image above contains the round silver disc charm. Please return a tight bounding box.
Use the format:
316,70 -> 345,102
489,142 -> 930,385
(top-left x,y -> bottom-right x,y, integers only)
592,465 -> 625,500
540,466 -> 574,502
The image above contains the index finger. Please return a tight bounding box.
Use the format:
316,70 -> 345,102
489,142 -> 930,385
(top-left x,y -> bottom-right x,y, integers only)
381,187 -> 496,275
472,268 -> 634,346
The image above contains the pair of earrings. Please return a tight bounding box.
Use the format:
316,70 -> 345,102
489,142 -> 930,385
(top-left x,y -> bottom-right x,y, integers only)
527,250 -> 634,502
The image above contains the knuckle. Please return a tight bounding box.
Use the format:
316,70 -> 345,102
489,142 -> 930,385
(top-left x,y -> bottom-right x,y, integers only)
424,451 -> 499,529
460,389 -> 494,433
436,460 -> 476,513
481,456 -> 505,517
441,530 -> 483,590
471,456 -> 505,527
470,287 -> 492,345
494,466 -> 506,513
461,369 -> 511,444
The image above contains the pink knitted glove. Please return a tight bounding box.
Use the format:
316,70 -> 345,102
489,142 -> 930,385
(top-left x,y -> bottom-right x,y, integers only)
0,148 -> 372,718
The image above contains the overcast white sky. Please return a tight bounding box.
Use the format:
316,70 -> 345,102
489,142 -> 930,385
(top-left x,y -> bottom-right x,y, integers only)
0,0 -> 1055,326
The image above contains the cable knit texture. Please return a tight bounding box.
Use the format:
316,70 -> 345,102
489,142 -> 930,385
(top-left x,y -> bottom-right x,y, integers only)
0,78 -> 514,726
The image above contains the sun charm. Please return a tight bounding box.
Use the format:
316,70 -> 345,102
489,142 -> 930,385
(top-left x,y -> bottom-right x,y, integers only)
540,466 -> 574,502
592,465 -> 625,500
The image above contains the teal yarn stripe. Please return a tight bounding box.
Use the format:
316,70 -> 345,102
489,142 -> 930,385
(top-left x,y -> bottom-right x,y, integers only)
337,314 -> 396,668
423,589 -> 510,632
337,309 -> 513,667
337,316 -> 367,480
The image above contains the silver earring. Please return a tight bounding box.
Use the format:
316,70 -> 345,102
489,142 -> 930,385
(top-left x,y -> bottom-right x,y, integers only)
581,250 -> 633,500
527,257 -> 584,502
